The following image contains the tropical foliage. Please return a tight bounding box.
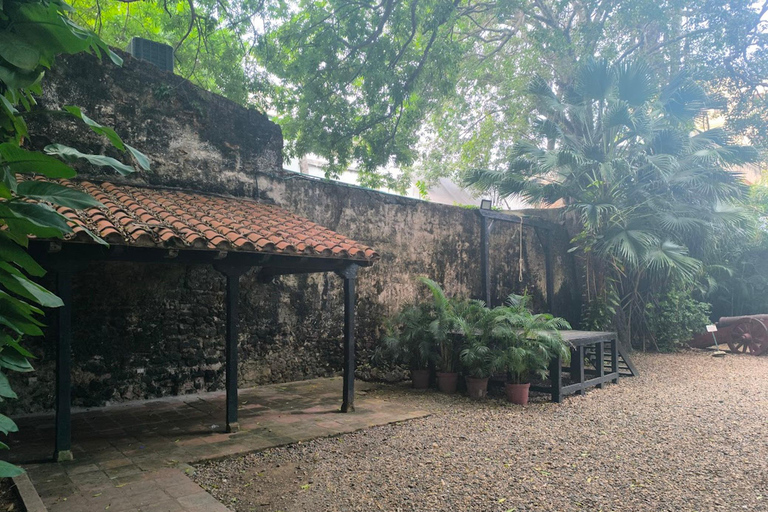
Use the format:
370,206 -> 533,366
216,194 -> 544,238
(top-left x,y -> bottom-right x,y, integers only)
489,294 -> 571,384
465,59 -> 758,348
376,280 -> 571,386
0,0 -> 145,475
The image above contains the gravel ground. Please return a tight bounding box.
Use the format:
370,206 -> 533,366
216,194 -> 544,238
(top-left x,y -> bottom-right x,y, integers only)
193,352 -> 768,512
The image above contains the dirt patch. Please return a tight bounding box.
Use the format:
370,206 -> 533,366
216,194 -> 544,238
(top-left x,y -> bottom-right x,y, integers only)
0,478 -> 22,511
193,352 -> 768,511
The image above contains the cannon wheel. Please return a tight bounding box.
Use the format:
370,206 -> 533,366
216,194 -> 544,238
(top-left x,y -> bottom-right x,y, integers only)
727,319 -> 768,356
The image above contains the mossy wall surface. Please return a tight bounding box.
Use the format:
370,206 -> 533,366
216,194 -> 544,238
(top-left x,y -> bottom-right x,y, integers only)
8,52 -> 577,413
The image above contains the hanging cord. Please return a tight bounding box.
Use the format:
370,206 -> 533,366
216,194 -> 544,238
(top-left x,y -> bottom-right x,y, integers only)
518,215 -> 524,282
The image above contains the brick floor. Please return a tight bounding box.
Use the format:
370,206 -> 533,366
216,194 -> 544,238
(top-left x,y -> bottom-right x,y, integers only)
3,378 -> 428,512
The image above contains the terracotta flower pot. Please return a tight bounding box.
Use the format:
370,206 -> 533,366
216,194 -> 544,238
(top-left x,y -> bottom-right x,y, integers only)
465,376 -> 489,399
411,369 -> 430,389
436,372 -> 458,394
505,382 -> 531,405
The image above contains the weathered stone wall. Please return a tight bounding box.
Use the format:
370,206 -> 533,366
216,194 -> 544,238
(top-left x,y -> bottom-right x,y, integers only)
8,52 -> 577,414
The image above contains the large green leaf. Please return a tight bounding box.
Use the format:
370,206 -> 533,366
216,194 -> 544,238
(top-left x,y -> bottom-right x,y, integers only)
62,106 -> 125,150
0,334 -> 34,359
45,144 -> 135,175
0,235 -> 44,276
17,180 -> 102,209
0,372 -> 17,400
0,414 -> 18,435
0,352 -> 34,373
0,32 -> 41,70
7,202 -> 73,234
0,460 -> 24,478
0,143 -> 76,178
126,144 -> 150,171
0,263 -> 63,307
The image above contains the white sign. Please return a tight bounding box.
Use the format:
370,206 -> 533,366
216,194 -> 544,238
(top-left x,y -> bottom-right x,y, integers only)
706,324 -> 718,333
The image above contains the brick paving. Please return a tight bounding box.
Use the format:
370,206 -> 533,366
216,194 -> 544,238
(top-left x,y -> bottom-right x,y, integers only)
3,378 -> 428,512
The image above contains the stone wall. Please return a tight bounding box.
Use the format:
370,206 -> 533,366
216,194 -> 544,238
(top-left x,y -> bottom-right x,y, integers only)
8,52 -> 577,414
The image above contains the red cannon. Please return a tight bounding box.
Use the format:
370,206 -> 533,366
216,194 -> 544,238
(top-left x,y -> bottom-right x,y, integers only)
689,315 -> 768,356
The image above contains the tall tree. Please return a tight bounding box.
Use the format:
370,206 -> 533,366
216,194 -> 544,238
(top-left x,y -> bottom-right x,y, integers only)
71,0 -> 768,183
465,59 -> 758,347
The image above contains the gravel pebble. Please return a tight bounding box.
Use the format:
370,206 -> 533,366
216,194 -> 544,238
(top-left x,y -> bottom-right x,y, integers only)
193,352 -> 768,511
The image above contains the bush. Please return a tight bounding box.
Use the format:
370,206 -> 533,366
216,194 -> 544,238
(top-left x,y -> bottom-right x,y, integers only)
645,288 -> 711,352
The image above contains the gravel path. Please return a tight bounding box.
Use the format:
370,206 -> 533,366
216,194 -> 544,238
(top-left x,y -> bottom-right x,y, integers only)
193,352 -> 768,511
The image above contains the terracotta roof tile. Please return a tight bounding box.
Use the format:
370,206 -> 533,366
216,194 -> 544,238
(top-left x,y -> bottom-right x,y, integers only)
28,179 -> 379,263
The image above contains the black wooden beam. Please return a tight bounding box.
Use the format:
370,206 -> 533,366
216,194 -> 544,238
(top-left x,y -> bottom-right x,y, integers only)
336,264 -> 358,412
55,270 -> 73,462
28,242 -> 374,274
214,264 -> 248,433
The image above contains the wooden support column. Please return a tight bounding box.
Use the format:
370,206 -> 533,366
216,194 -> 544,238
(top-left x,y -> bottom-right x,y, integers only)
336,264 -> 358,412
596,341 -> 605,389
611,338 -> 620,384
214,264 -> 248,433
55,270 -> 73,462
549,353 -> 562,403
573,345 -> 585,395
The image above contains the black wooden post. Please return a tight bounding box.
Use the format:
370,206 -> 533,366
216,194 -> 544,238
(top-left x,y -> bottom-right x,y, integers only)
574,345 -> 585,395
549,353 -> 562,403
596,341 -> 605,389
55,270 -> 73,462
336,265 -> 358,412
480,214 -> 491,306
214,264 -> 248,433
611,338 -> 619,384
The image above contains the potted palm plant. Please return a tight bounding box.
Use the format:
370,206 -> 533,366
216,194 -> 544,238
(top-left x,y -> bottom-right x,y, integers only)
420,277 -> 462,393
491,294 -> 571,405
375,303 -> 435,388
455,301 -> 494,399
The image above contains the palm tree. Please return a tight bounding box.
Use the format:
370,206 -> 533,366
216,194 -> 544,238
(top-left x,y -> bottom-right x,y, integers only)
465,59 -> 759,348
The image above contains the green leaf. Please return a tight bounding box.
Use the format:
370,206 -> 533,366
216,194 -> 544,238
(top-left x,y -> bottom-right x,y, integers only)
16,181 -> 102,209
0,460 -> 24,478
0,414 -> 18,435
62,106 -> 125,150
0,65 -> 43,90
0,352 -> 34,373
126,144 -> 150,171
0,234 -> 46,277
0,32 -> 41,70
0,441 -> 9,451
45,144 -> 134,175
0,372 -> 17,399
7,202 -> 73,234
0,143 -> 76,178
0,334 -> 35,359
0,263 -> 63,307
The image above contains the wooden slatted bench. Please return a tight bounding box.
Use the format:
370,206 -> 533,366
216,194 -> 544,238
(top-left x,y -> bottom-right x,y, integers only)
531,330 -> 635,402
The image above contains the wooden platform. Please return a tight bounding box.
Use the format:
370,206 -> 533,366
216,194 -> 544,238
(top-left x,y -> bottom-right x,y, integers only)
531,330 -> 636,402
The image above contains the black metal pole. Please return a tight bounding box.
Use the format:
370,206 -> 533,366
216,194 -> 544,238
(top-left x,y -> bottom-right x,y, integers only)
338,265 -> 358,412
225,271 -> 240,433
480,214 -> 491,306
55,270 -> 73,462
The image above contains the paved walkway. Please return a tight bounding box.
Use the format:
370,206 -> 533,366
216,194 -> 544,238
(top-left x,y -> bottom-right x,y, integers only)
4,378 -> 428,511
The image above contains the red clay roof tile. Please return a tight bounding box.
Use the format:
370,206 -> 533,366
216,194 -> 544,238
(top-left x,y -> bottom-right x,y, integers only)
31,179 -> 378,263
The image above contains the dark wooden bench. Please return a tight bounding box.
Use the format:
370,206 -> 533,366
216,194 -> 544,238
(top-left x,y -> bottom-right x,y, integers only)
531,330 -> 627,402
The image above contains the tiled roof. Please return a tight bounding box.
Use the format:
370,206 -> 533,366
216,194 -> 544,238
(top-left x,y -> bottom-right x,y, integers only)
37,179 -> 379,263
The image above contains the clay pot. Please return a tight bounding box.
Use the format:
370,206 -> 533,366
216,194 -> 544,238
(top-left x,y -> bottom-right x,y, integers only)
411,369 -> 430,389
436,372 -> 458,394
465,376 -> 489,399
505,382 -> 531,405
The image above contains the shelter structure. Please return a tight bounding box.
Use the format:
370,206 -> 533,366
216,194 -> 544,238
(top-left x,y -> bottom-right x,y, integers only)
27,178 -> 379,462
